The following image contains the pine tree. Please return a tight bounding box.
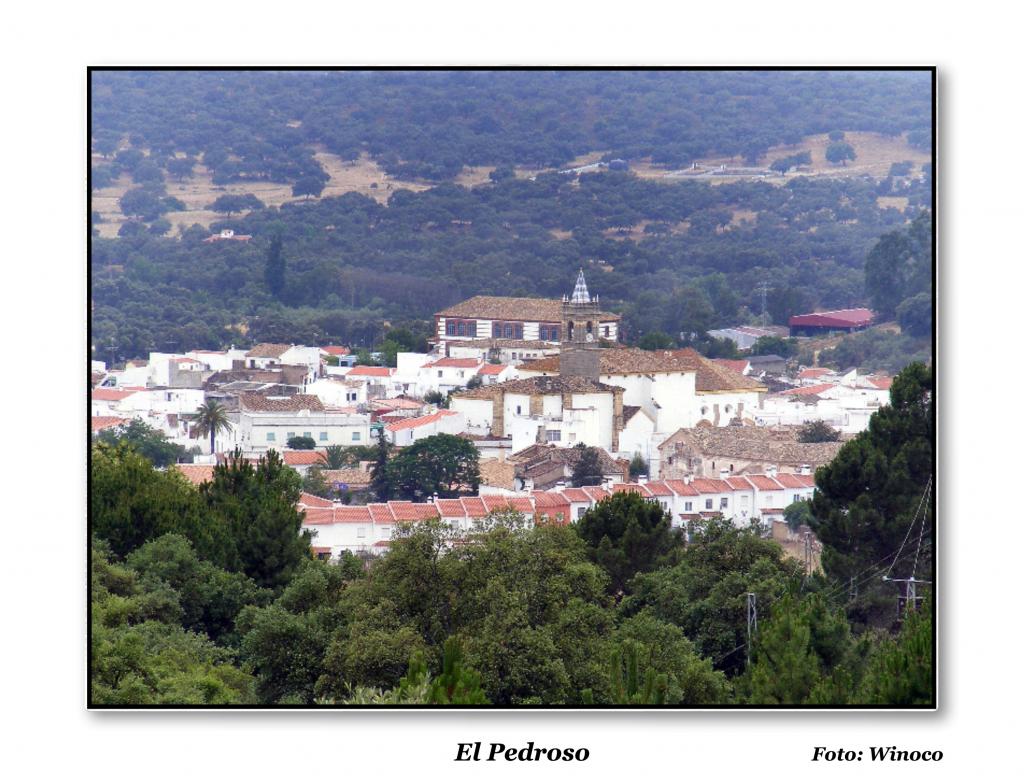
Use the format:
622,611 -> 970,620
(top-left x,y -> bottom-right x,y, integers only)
264,234 -> 286,298
369,434 -> 394,502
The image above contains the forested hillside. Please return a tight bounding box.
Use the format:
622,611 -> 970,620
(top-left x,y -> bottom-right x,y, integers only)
92,70 -> 931,181
90,70 -> 932,366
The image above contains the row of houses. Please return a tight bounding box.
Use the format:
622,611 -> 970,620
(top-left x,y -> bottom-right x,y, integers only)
292,471 -> 815,560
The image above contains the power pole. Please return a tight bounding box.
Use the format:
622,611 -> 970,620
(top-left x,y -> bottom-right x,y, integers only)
745,592 -> 758,665
804,532 -> 813,577
883,576 -> 932,620
758,282 -> 770,330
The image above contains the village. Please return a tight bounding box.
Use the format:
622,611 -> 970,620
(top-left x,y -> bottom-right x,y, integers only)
90,269 -> 893,561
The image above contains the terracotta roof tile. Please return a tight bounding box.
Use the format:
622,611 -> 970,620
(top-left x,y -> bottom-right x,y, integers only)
644,481 -> 673,497
319,468 -> 373,486
414,503 -> 441,519
173,464 -> 216,486
435,499 -> 466,518
346,366 -> 394,377
560,488 -> 592,502
690,477 -> 733,494
246,343 -> 291,358
726,476 -> 754,491
388,501 -> 420,521
385,410 -> 457,432
368,503 -> 395,523
91,416 -> 130,433
240,394 -> 325,412
713,359 -> 750,374
301,507 -> 336,526
299,492 -> 334,508
439,295 -> 619,323
457,375 -> 624,400
665,480 -> 699,497
773,473 -> 809,489
658,426 -> 843,468
780,384 -> 834,397
612,483 -> 652,496
460,497 -> 489,518
333,506 -> 372,523
282,450 -> 325,466
92,387 -> 142,402
477,363 -> 508,376
746,475 -> 784,491
480,494 -> 511,512
519,348 -> 764,393
478,458 -> 517,490
508,496 -> 535,513
430,358 -> 481,368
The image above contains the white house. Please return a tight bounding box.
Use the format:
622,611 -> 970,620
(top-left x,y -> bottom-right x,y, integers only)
518,347 -> 766,433
384,409 -> 467,446
305,377 -> 368,408
451,375 -> 625,454
417,357 -> 484,396
232,394 -> 372,453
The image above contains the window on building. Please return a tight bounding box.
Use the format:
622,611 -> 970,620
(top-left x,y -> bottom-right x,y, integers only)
515,324 -> 523,339
721,497 -> 729,509
438,370 -> 443,378
577,506 -> 587,518
516,405 -> 522,415
266,432 -> 276,442
446,320 -> 457,336
705,499 -> 713,510
303,431 -> 313,438
741,495 -> 749,505
356,527 -> 366,538
457,321 -> 466,337
725,405 -> 732,414
546,429 -> 561,442
319,432 -> 328,441
602,326 -> 609,337
287,432 -> 296,439
492,321 -> 502,338
684,501 -> 693,512
458,371 -> 464,378
467,321 -> 477,337
793,495 -> 800,503
504,323 -> 513,338
352,431 -> 361,441
701,406 -> 708,415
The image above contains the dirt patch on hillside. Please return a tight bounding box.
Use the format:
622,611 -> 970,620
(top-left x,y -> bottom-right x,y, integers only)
91,150 -> 432,238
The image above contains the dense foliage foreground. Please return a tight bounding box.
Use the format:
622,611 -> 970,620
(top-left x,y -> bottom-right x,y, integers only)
91,365 -> 933,706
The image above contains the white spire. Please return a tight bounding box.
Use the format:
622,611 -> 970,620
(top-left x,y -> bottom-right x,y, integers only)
570,268 -> 591,304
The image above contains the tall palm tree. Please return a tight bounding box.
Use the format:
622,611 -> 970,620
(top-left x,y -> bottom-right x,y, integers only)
193,399 -> 232,455
317,444 -> 349,469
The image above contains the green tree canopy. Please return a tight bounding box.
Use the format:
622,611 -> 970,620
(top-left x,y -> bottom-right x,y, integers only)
95,418 -> 189,467
574,492 -> 683,595
384,433 -> 480,500
808,362 -> 933,628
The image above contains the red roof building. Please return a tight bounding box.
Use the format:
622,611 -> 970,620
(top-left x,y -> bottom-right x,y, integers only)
788,308 -> 873,337
346,366 -> 394,378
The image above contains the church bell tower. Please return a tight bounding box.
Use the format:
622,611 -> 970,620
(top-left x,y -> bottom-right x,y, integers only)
560,269 -> 602,381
